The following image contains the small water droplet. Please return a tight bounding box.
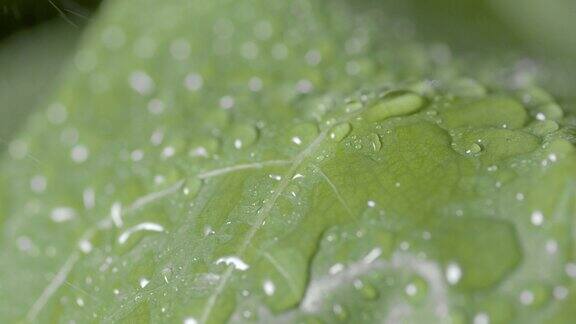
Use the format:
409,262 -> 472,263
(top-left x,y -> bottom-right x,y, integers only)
519,86 -> 554,106
183,178 -> 202,197
465,143 -> 482,155
189,137 -> 220,158
553,286 -> 569,300
263,279 -> 276,296
231,124 -> 258,149
530,210 -> 544,226
332,304 -> 348,320
519,283 -> 551,308
473,312 -> 490,324
404,276 -> 428,303
289,123 -> 319,146
79,240 -> 93,254
345,100 -> 363,113
139,277 -> 150,288
117,222 -> 164,245
367,133 -> 381,152
183,317 -> 198,324
565,262 -> 576,278
445,262 -> 462,285
360,283 -> 379,300
329,122 -> 352,142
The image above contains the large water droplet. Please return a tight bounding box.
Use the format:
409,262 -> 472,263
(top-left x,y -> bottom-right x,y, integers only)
526,120 -> 559,136
449,78 -> 487,98
433,218 -> 521,291
364,90 -> 425,122
440,96 -> 527,129
518,86 -> 554,107
536,102 -> 564,121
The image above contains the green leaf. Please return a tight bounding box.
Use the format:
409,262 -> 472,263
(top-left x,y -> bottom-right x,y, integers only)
1,0 -> 576,323
0,20 -> 79,146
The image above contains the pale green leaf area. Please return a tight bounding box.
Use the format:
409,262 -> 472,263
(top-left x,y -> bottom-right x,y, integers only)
0,20 -> 80,147
1,0 -> 576,323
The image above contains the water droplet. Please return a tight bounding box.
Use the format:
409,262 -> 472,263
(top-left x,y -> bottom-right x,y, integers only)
189,137 -> 220,158
101,25 -> 125,50
8,139 -> 28,160
139,277 -> 150,288
518,283 -> 551,308
360,283 -> 379,300
184,73 -> 204,91
553,286 -> 569,300
170,39 -> 191,61
404,276 -> 428,303
565,262 -> 576,278
263,279 -> 275,296
526,120 -> 559,136
182,178 -> 202,197
440,96 -> 527,129
79,240 -> 93,254
345,100 -> 363,113
519,86 -> 554,106
215,256 -> 250,271
46,102 -> 68,125
183,317 -> 198,324
230,124 -> 258,149
465,143 -> 482,155
473,312 -> 490,324
289,123 -> 318,146
435,218 -> 521,290
449,78 -> 487,98
367,133 -> 381,152
51,207 -> 76,223
531,210 -> 544,226
30,175 -> 47,193
118,222 -> 165,245
219,95 -> 235,109
364,90 -> 425,122
536,102 -> 564,121
445,262 -> 462,285
129,70 -> 155,95
147,98 -> 165,115
329,122 -> 352,142
71,145 -> 89,163
332,304 -> 348,321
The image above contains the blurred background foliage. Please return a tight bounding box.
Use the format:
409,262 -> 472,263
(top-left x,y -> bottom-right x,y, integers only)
0,0 -> 575,151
